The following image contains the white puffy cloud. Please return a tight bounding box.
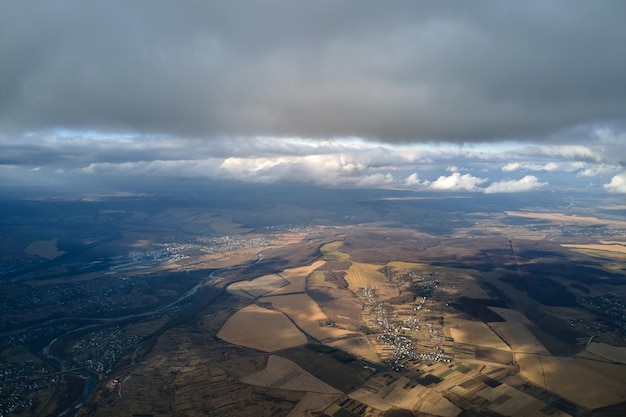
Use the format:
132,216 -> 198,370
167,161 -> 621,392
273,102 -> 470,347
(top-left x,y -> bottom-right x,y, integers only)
604,172 -> 626,193
501,162 -> 521,172
79,153 -> 400,189
484,175 -> 548,194
404,173 -> 422,186
427,172 -> 487,192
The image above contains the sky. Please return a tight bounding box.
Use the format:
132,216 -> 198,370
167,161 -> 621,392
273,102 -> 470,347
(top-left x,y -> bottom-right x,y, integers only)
1,1 -> 626,194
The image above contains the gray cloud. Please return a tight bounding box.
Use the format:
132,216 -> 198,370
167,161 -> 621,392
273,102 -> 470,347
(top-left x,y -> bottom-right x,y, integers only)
2,1 -> 626,142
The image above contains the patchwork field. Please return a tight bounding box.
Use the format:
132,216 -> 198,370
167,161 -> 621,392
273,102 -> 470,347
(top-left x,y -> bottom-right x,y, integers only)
217,304 -> 307,352
20,209 -> 626,417
473,383 -> 541,417
268,260 -> 326,295
346,372 -> 463,417
343,261 -> 399,302
416,390 -> 461,417
242,355 -> 340,394
259,293 -> 354,341
306,286 -> 363,329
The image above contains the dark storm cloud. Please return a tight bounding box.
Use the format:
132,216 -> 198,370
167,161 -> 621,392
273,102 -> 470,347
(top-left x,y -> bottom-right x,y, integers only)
1,1 -> 626,142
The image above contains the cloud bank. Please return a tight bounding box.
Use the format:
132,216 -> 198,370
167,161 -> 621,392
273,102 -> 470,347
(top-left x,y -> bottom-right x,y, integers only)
3,133 -> 624,193
1,1 -> 626,142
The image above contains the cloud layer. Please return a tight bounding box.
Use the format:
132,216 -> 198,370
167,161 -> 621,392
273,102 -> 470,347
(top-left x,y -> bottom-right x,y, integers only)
2,1 -> 626,142
2,133 -> 625,193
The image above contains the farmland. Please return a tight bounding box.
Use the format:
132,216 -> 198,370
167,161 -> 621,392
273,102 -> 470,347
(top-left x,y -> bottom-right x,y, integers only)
3,190 -> 626,417
241,355 -> 340,394
345,261 -> 387,291
225,273 -> 286,298
516,354 -> 626,409
448,319 -> 510,351
217,304 -> 307,352
258,293 -> 354,341
585,342 -> 626,363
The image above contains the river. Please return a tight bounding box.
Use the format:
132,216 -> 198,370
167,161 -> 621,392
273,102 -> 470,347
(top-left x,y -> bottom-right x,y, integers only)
38,266 -> 226,416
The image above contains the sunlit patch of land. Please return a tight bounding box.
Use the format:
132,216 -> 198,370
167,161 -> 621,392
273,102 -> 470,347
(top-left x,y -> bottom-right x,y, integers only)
185,247 -> 267,269
516,354 -> 626,409
226,273 -> 286,299
469,383 -> 544,416
345,261 -> 386,291
306,270 -> 329,287
505,211 -> 626,227
348,372 -> 462,417
387,261 -> 479,276
562,243 -> 626,254
600,240 -> 626,245
24,239 -> 66,260
259,293 -> 354,341
243,260 -> 357,342
576,351 -> 626,384
491,321 -> 550,354
562,246 -> 626,271
586,342 -> 626,363
484,309 -> 626,409
269,260 -> 326,295
488,308 -> 550,354
448,319 -> 510,351
217,304 -> 307,352
319,241 -> 350,261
